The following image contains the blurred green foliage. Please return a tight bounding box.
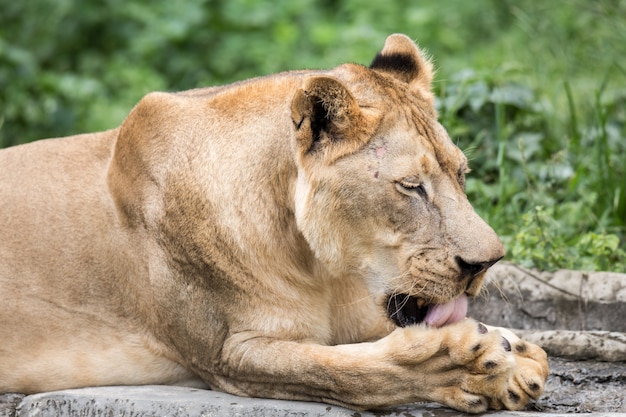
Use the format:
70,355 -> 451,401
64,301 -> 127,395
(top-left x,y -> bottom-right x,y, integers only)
1,0 -> 624,271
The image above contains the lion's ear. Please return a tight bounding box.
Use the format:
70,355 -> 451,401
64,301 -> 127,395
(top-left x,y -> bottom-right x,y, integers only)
370,33 -> 434,93
291,76 -> 369,162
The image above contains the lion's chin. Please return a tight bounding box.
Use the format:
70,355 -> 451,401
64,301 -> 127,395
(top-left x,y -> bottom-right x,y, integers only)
387,293 -> 468,328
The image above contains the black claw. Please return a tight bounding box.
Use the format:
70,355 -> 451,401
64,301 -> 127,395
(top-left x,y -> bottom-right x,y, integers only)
468,397 -> 486,409
508,389 -> 521,403
502,337 -> 511,352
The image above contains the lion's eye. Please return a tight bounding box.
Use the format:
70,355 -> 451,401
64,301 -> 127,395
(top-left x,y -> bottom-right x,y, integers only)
397,180 -> 428,199
457,172 -> 466,191
458,164 -> 470,191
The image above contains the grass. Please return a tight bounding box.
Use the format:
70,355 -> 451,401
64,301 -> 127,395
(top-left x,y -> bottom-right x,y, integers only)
1,0 -> 624,271
426,1 -> 626,272
435,64 -> 625,272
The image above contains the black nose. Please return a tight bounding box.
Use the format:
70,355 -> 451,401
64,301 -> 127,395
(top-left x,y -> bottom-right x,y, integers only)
456,256 -> 502,279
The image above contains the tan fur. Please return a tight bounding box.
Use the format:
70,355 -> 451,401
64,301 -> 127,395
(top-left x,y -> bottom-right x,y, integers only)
0,34 -> 548,412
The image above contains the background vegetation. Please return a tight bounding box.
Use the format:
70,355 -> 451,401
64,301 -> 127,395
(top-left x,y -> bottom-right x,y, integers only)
1,0 -> 624,271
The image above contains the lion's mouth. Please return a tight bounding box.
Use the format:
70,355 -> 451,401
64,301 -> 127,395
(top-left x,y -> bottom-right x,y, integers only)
387,293 -> 468,328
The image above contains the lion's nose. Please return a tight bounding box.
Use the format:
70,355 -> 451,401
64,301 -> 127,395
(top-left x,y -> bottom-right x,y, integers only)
456,255 -> 503,280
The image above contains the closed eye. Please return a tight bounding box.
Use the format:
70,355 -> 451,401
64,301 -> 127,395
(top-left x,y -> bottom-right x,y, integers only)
457,171 -> 466,190
458,166 -> 470,191
396,180 -> 428,199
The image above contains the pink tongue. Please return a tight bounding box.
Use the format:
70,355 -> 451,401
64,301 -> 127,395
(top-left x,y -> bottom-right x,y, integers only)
424,294 -> 468,328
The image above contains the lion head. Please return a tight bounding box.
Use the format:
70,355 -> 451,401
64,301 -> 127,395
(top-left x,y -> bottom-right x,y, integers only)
291,34 -> 505,328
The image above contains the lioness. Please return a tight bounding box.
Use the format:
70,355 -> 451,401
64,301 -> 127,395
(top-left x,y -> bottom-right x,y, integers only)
0,34 -> 548,412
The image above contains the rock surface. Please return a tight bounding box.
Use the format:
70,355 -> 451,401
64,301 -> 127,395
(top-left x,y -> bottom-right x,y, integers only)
536,357 -> 626,413
468,263 -> 626,333
515,330 -> 626,362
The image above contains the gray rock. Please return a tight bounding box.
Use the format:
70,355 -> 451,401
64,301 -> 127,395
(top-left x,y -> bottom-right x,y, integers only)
13,383 -> 626,417
16,386 -> 354,417
469,263 -> 626,333
0,393 -> 24,417
537,357 -> 626,413
515,330 -> 626,361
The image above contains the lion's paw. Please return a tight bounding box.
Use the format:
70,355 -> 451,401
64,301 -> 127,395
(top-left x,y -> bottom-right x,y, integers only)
412,319 -> 515,413
481,325 -> 549,410
386,319 -> 548,413
430,320 -> 548,412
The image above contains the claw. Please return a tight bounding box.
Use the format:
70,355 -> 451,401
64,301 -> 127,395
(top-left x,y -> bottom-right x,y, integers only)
502,337 -> 511,352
